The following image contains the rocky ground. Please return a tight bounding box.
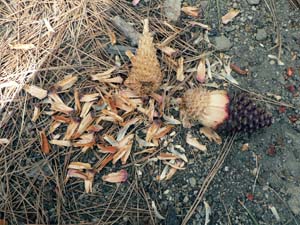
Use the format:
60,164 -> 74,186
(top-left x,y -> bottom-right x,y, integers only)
162,0 -> 300,224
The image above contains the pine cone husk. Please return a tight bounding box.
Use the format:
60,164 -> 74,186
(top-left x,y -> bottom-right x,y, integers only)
226,92 -> 273,133
180,87 -> 229,129
124,19 -> 163,96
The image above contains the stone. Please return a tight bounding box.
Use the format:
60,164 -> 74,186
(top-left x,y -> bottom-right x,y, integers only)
189,177 -> 197,187
256,28 -> 267,41
183,196 -> 189,203
287,185 -> 300,215
215,36 -> 232,51
164,0 -> 181,22
247,0 -> 260,5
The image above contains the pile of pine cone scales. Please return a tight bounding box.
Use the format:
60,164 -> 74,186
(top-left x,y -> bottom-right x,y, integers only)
124,19 -> 273,134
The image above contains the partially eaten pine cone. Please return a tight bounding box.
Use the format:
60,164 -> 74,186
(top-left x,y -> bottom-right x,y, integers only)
180,87 -> 229,129
181,88 -> 273,133
124,19 -> 163,96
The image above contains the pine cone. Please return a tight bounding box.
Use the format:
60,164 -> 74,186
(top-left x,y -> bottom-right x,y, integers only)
227,92 -> 273,133
124,19 -> 163,96
180,87 -> 229,129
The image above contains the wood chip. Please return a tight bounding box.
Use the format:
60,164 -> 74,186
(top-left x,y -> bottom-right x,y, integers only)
0,138 -> 9,145
157,153 -> 179,160
221,9 -> 240,24
64,119 -> 80,140
24,85 -> 47,100
9,43 -> 35,50
90,67 -> 116,80
49,121 -> 61,134
49,139 -> 72,147
176,57 -> 184,81
51,101 -> 74,114
200,127 -> 222,145
80,93 -> 100,102
102,169 -> 128,183
48,90 -> 64,104
241,143 -> 249,151
196,57 -> 206,83
188,21 -> 211,30
181,6 -> 199,17
52,115 -> 71,123
158,45 -> 178,57
54,75 -> 78,91
80,102 -> 93,118
31,105 -> 41,122
186,133 -> 207,152
74,89 -> 81,113
107,28 -> 116,45
73,112 -> 94,138
68,162 -> 92,170
39,130 -> 51,154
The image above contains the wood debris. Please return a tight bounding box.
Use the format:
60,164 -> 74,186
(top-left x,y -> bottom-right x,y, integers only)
186,133 -> 207,152
196,57 -> 206,83
24,85 -> 48,100
102,169 -> 128,183
39,130 -> 51,154
31,105 -> 41,122
0,138 -> 9,145
200,127 -> 222,145
222,9 -> 240,24
66,163 -> 95,193
54,75 -> 78,91
23,17 -> 239,196
181,6 -> 200,17
9,43 -> 35,50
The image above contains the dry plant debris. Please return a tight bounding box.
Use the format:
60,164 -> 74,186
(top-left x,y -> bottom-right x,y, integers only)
221,9 -> 240,24
23,15 -> 236,194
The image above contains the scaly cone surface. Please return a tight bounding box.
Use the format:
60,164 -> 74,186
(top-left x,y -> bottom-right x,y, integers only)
227,92 -> 273,133
125,19 -> 163,96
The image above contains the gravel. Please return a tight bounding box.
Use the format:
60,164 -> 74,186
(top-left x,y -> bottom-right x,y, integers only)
256,28 -> 268,41
215,35 -> 232,51
247,0 -> 261,5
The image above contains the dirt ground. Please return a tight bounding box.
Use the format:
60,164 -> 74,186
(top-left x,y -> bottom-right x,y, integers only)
1,0 -> 300,225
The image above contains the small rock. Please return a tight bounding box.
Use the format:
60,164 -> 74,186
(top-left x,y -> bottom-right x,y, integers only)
189,177 -> 197,187
256,28 -> 267,41
287,185 -> 300,215
183,196 -> 189,203
164,0 -> 181,22
215,36 -> 232,51
164,189 -> 170,195
247,0 -> 260,5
